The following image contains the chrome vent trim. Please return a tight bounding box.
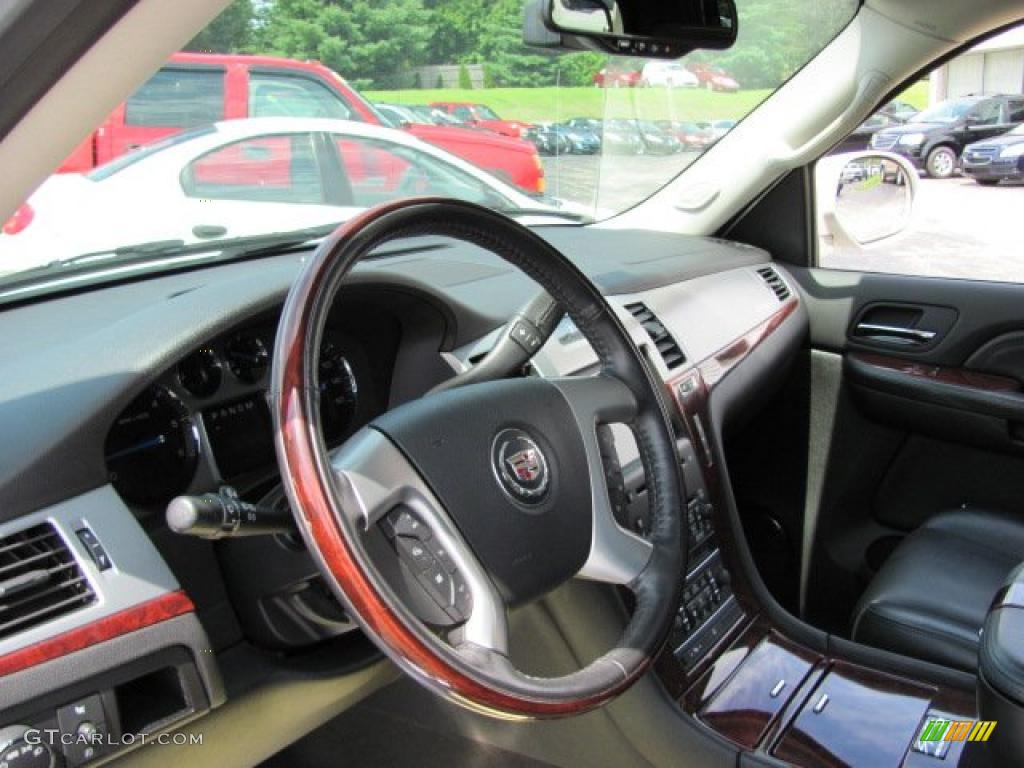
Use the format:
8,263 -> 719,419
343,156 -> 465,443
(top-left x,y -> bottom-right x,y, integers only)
0,522 -> 96,640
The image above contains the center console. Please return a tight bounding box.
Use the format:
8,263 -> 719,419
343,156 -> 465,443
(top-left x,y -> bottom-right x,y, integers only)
648,315 -> 986,768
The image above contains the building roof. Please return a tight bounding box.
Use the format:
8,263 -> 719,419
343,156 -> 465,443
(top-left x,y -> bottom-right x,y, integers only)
970,27 -> 1024,54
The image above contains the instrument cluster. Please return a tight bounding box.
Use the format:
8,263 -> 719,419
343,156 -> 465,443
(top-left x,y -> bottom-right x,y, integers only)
104,321 -> 366,508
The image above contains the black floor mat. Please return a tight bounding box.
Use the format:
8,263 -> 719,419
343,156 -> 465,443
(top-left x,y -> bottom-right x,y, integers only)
260,704 -> 560,768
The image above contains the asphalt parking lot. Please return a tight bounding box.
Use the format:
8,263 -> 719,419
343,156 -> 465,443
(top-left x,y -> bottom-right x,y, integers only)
825,175 -> 1024,283
542,153 -> 696,213
546,154 -> 1024,283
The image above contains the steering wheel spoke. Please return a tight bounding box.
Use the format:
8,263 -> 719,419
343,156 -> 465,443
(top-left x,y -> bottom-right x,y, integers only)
550,375 -> 653,586
330,428 -> 509,654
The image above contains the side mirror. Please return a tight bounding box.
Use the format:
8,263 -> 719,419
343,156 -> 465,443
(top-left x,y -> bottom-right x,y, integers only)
816,152 -> 917,249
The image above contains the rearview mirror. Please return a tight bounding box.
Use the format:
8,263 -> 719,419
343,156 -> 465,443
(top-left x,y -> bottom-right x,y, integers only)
525,0 -> 737,59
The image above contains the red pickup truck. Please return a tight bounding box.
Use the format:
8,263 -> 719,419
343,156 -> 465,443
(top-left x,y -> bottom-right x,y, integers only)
59,53 -> 545,194
430,102 -> 533,138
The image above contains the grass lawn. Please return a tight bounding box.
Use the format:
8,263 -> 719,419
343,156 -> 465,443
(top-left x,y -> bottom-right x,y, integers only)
895,80 -> 930,110
367,79 -> 932,126
366,86 -> 772,123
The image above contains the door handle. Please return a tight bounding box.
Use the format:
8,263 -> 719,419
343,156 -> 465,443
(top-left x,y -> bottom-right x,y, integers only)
854,322 -> 937,345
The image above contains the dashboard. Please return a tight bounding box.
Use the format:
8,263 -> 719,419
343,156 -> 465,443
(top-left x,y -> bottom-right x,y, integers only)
0,225 -> 808,767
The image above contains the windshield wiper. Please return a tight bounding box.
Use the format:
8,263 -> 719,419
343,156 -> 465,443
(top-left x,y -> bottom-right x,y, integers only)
0,224 -> 341,299
54,223 -> 341,269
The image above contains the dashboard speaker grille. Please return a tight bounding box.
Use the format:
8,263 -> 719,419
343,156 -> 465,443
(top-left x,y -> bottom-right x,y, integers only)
0,523 -> 96,640
756,266 -> 792,302
624,302 -> 686,370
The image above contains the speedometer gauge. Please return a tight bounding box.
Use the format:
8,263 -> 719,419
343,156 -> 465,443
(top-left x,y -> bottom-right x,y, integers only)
104,385 -> 199,505
318,340 -> 359,442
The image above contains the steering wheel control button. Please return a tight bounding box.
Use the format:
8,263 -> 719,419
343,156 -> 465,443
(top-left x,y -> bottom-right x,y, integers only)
452,572 -> 472,617
396,537 -> 435,570
491,429 -> 550,505
510,320 -> 544,353
425,538 -> 456,573
417,564 -> 455,608
384,507 -> 431,540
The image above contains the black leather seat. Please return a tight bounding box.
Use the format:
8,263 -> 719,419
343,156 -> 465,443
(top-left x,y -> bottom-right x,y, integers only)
851,509 -> 1024,672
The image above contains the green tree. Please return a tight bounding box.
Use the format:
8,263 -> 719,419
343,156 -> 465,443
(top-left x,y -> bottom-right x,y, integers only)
436,73 -> 445,88
472,0 -> 559,87
458,63 -> 472,89
422,0 -> 487,64
185,0 -> 254,53
687,0 -> 854,88
255,0 -> 432,90
555,52 -> 605,87
413,71 -> 423,89
482,64 -> 496,89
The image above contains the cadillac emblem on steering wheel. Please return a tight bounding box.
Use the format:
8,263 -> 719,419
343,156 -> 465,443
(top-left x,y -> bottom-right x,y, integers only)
492,428 -> 550,505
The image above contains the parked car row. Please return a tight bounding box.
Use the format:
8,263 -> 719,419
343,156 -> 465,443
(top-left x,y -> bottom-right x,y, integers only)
519,117 -> 738,156
593,61 -> 741,91
870,92 -> 1024,181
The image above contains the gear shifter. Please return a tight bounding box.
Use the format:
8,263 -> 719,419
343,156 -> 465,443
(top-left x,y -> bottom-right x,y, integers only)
167,485 -> 294,539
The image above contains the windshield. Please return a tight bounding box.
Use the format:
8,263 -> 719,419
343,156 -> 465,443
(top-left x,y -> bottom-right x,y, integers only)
916,99 -> 976,123
0,0 -> 857,290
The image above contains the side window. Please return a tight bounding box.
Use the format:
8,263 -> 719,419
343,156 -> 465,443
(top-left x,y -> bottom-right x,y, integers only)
330,135 -> 502,208
968,100 -> 1002,126
815,23 -> 1024,285
125,69 -> 224,128
452,106 -> 474,122
182,134 -> 324,204
249,74 -> 355,120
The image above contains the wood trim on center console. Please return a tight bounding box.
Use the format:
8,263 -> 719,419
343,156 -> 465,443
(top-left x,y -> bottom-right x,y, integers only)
656,297 -> 980,767
0,590 -> 194,678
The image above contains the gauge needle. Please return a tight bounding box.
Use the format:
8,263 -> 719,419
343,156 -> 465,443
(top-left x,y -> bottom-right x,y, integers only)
106,433 -> 167,461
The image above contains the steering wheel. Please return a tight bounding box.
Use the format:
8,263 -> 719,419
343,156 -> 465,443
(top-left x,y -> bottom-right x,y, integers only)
271,199 -> 685,718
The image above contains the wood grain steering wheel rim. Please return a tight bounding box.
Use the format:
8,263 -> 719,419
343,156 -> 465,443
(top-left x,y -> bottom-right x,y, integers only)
272,199 -> 686,719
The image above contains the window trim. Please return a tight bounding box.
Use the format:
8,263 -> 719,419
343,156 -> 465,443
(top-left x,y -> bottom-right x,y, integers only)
246,68 -> 363,123
179,131 -> 327,206
124,65 -> 227,129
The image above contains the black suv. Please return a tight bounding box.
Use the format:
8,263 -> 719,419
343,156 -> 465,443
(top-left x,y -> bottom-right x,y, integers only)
870,93 -> 1024,178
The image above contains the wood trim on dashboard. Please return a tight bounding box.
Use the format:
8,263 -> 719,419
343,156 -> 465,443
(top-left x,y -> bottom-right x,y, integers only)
0,590 -> 194,678
697,299 -> 799,390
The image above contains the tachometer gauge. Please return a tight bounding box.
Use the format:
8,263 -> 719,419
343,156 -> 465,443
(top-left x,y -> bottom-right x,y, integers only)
104,385 -> 199,505
318,340 -> 359,442
177,347 -> 222,398
225,333 -> 269,384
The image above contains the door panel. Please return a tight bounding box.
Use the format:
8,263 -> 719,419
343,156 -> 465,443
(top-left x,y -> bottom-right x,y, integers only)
786,266 -> 1024,633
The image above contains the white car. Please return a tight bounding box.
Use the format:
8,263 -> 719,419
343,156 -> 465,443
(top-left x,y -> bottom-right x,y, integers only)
640,61 -> 699,88
0,118 -> 579,273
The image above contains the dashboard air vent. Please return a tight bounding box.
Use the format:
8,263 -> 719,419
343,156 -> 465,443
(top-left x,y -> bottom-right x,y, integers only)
624,302 -> 686,370
757,266 -> 791,302
0,523 -> 96,640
